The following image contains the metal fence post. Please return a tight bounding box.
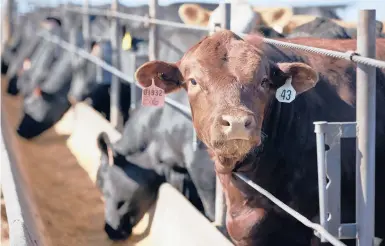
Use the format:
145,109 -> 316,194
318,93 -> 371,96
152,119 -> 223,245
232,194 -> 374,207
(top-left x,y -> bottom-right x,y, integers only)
220,1 -> 231,30
110,0 -> 124,131
69,10 -> 78,78
149,0 -> 158,61
214,0 -> 231,231
314,121 -> 328,242
356,9 -> 376,246
82,0 -> 91,52
2,0 -> 15,47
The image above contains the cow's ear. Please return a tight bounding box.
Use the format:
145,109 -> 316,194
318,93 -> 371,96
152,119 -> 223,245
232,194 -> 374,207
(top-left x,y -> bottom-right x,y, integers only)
277,62 -> 319,94
97,132 -> 114,166
135,61 -> 184,94
178,4 -> 211,26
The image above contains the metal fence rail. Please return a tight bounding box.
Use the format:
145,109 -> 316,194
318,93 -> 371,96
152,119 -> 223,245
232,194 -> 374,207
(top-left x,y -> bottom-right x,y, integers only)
63,6 -> 385,70
65,6 -> 211,32
1,114 -> 44,246
37,31 -> 192,117
7,2 -> 383,246
234,173 -> 346,246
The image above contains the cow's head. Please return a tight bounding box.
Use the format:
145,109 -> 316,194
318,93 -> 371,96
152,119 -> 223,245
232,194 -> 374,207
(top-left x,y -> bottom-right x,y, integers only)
96,132 -> 162,241
17,86 -> 71,139
67,41 -> 107,103
135,30 -> 318,171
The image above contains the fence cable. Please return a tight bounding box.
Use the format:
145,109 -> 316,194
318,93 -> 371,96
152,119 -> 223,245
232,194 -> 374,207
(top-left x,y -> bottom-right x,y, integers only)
261,38 -> 385,69
233,173 -> 346,246
64,6 -> 385,70
65,6 -> 211,32
37,31 -> 192,116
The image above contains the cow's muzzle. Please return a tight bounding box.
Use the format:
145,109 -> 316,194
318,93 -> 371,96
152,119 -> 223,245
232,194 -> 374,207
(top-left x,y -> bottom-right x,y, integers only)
104,223 -> 132,241
17,113 -> 52,139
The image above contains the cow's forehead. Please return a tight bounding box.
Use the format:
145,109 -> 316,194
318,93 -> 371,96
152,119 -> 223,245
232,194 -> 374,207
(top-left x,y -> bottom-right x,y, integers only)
180,31 -> 265,82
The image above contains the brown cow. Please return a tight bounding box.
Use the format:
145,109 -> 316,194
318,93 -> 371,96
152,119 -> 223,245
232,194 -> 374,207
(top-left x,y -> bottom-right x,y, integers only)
135,31 -> 385,246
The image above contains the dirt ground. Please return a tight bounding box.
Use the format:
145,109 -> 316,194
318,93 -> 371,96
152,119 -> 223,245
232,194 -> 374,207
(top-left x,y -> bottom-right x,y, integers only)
1,78 -> 151,246
1,191 -> 10,246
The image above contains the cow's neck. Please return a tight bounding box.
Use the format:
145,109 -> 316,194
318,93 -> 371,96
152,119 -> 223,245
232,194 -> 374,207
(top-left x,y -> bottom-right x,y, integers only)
214,94 -> 314,243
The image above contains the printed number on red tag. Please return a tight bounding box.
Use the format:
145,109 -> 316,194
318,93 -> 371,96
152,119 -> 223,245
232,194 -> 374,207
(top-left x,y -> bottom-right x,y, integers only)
141,78 -> 165,107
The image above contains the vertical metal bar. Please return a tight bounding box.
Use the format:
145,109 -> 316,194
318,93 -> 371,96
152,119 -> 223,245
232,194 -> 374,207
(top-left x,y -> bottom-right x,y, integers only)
220,1 -> 231,30
214,0 -> 231,230
314,121 -> 328,242
69,12 -> 78,73
82,0 -> 91,52
2,0 -> 15,46
356,9 -> 376,246
148,0 -> 158,61
215,176 -> 226,229
110,0 -> 123,131
130,53 -> 137,110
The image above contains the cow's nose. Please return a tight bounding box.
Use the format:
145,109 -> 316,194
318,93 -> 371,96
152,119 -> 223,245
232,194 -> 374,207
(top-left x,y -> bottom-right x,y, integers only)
220,115 -> 255,128
104,223 -> 131,241
218,114 -> 256,140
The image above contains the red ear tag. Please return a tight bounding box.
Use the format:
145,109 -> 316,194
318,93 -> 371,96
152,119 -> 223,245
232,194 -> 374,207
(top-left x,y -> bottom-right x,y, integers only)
33,87 -> 42,96
141,78 -> 165,107
23,59 -> 31,70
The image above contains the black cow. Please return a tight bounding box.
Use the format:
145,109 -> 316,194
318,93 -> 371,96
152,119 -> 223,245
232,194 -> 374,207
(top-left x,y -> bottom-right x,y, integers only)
6,17 -> 63,96
96,132 -> 163,241
252,25 -> 286,38
15,38 -> 132,139
4,12 -> 100,96
292,6 -> 343,19
287,17 -> 385,39
16,38 -> 63,98
15,15 -> 133,139
1,13 -> 41,75
254,17 -> 385,40
68,40 -> 131,124
96,91 -> 216,240
95,27 -> 217,240
16,51 -> 73,139
345,20 -> 385,38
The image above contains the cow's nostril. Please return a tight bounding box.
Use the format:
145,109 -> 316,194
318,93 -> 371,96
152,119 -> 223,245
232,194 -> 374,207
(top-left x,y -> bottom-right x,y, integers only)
219,117 -> 231,127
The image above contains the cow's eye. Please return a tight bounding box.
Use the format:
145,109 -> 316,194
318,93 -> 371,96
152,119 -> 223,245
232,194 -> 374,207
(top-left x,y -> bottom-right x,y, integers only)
261,77 -> 270,88
117,201 -> 125,209
190,79 -> 197,86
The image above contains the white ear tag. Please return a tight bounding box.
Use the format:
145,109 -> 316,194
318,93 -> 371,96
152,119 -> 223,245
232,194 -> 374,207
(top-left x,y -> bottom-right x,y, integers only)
275,77 -> 296,103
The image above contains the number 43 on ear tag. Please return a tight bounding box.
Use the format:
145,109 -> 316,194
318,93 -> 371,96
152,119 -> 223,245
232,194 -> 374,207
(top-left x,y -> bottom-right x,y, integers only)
275,77 -> 296,103
141,78 -> 165,107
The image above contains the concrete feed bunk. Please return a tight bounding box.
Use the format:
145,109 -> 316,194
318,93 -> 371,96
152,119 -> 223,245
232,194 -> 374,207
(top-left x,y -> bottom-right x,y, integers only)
0,78 -> 233,246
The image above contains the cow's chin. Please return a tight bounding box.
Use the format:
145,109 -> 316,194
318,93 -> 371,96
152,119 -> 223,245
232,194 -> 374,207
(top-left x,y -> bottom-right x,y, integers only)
211,137 -> 261,160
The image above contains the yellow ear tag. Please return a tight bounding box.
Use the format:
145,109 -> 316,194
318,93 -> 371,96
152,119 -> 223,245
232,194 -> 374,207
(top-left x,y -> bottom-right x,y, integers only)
122,32 -> 132,50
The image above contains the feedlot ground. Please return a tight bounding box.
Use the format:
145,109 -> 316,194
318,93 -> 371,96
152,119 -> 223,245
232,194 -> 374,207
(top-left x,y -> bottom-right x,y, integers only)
1,191 -> 10,246
1,77 -> 152,246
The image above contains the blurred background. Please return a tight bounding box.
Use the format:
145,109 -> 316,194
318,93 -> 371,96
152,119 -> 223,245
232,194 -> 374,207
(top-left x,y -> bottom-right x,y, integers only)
13,0 -> 385,21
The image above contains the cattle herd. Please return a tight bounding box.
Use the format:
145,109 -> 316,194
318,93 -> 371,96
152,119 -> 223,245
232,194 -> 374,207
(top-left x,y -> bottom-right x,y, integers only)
1,1 -> 385,246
